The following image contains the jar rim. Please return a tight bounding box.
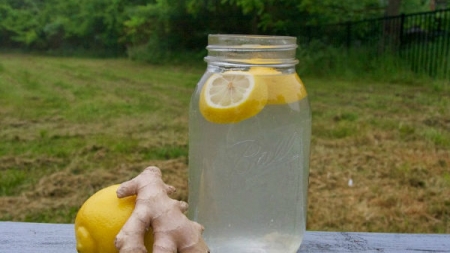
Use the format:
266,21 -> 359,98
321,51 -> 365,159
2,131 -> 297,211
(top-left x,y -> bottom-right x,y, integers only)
205,34 -> 298,67
207,34 -> 298,50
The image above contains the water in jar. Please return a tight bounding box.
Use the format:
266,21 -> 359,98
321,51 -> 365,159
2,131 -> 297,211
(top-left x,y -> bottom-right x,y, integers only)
188,68 -> 311,253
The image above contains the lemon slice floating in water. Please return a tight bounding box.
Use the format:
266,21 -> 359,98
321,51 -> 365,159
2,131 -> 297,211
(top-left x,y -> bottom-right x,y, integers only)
250,67 -> 307,105
199,71 -> 268,124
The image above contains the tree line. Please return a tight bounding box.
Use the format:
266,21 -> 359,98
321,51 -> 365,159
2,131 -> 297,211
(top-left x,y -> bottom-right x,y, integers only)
0,0 -> 439,59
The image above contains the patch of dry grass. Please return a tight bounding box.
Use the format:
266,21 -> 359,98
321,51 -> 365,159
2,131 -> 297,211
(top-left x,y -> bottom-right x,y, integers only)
0,54 -> 448,234
0,157 -> 189,222
306,79 -> 450,233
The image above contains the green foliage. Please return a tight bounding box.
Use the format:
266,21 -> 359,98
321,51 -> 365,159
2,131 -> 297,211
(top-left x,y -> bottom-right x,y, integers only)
122,0 -> 175,62
297,0 -> 384,25
400,0 -> 432,14
122,0 -> 171,45
0,0 -> 126,54
0,0 -> 375,52
0,0 -> 445,63
221,0 -> 265,15
0,0 -> 43,47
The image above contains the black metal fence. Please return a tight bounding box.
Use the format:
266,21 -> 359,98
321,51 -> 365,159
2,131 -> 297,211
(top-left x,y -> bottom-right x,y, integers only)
298,9 -> 450,79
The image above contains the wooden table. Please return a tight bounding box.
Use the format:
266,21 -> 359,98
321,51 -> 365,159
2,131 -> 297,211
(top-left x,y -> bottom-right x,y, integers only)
1,222 -> 449,252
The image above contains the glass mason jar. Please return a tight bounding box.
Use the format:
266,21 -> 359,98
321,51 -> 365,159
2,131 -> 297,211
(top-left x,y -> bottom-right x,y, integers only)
188,34 -> 311,253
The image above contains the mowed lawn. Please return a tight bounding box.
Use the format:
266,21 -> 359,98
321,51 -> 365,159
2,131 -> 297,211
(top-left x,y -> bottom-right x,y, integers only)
0,53 -> 449,233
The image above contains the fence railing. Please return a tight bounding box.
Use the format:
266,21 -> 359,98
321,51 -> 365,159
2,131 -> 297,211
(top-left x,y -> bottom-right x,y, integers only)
298,9 -> 450,79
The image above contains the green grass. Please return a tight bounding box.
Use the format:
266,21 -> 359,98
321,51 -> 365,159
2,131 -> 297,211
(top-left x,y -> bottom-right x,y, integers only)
0,53 -> 449,234
0,170 -> 28,195
0,54 -> 200,201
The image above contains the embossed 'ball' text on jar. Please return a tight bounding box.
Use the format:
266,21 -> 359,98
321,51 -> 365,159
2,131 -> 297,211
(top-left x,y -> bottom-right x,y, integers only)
188,34 -> 311,253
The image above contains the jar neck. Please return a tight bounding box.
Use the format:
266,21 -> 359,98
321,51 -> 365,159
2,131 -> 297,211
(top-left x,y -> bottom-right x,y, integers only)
205,34 -> 299,68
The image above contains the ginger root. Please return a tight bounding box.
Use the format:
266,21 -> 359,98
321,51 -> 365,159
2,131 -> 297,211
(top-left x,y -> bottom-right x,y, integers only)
114,166 -> 209,253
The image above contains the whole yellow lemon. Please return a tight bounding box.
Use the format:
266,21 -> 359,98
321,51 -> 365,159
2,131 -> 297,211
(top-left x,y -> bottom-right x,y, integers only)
75,184 -> 154,253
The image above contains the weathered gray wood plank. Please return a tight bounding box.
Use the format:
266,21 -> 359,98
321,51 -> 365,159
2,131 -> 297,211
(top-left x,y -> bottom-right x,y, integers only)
0,222 -> 76,253
299,231 -> 450,253
0,222 -> 449,253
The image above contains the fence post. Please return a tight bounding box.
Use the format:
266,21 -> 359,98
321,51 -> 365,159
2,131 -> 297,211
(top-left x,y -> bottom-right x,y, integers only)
399,14 -> 406,53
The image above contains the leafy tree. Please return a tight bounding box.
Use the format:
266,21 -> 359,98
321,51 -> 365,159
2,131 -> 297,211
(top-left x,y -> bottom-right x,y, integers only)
187,0 -> 308,35
0,0 -> 46,48
297,0 -> 385,25
45,0 -> 127,52
385,0 -> 402,16
0,0 -> 126,52
400,0 -> 432,14
0,0 -> 444,56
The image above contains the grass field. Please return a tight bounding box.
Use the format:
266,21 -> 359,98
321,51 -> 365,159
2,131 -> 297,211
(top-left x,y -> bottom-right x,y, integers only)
0,53 -> 449,233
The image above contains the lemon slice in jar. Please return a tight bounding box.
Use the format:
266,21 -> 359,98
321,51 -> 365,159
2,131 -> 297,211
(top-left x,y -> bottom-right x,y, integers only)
250,67 -> 307,105
199,71 -> 268,124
